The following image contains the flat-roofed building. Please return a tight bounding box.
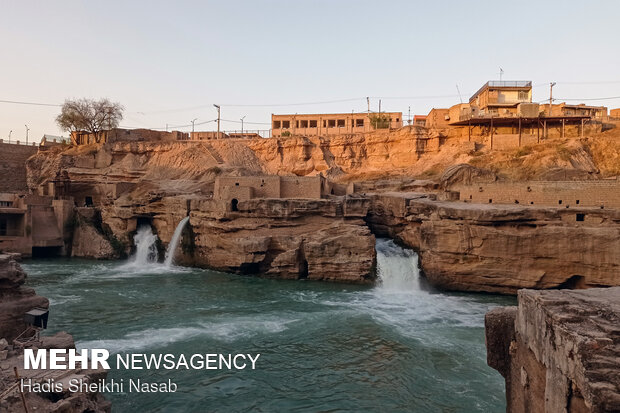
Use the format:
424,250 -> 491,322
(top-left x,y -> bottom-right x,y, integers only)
547,103 -> 608,120
271,112 -> 402,137
469,80 -> 532,116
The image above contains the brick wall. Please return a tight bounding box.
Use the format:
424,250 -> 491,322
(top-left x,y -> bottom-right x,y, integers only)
0,142 -> 37,192
454,180 -> 620,208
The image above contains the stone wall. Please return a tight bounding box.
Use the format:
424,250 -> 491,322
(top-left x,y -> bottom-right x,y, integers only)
214,175 -> 323,201
486,288 -> 620,412
0,142 -> 37,192
454,180 -> 620,208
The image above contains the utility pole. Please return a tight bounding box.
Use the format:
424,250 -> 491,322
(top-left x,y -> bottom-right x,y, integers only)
213,104 -> 221,139
408,106 -> 411,125
548,82 -> 556,116
366,97 -> 370,115
240,116 -> 246,135
166,123 -> 168,132
378,99 -> 381,114
8,130 -> 12,144
191,118 -> 197,133
499,68 -> 504,81
24,124 -> 29,145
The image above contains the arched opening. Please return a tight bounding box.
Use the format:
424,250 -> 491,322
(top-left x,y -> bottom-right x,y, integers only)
231,198 -> 239,212
557,275 -> 586,290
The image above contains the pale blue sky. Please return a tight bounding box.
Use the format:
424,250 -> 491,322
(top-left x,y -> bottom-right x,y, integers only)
1,0 -> 619,142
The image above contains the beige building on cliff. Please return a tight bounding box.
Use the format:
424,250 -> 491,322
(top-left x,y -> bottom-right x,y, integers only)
271,112 -> 402,137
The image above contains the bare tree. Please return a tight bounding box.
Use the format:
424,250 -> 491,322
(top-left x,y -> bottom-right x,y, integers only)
56,98 -> 124,143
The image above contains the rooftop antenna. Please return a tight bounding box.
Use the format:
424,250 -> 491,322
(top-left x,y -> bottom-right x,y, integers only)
499,68 -> 504,81
455,84 -> 463,103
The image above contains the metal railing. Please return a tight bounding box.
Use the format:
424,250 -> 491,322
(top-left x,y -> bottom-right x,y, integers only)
0,139 -> 38,146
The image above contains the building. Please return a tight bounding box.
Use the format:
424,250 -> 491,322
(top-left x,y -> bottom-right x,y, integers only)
547,103 -> 608,120
610,108 -> 620,119
271,112 -> 403,137
425,108 -> 450,129
413,115 -> 427,126
214,175 -> 327,204
0,193 -> 72,257
469,80 -> 532,116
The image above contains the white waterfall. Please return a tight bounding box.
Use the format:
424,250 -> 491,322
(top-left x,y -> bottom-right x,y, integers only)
164,217 -> 190,267
375,238 -> 420,291
132,226 -> 159,265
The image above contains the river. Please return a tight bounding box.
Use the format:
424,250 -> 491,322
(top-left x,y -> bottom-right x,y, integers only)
22,238 -> 514,412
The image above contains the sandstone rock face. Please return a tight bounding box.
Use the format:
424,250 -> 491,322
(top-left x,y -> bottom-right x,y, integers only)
367,194 -> 620,294
0,254 -> 49,342
100,196 -> 377,283
486,288 -> 620,413
71,208 -> 118,259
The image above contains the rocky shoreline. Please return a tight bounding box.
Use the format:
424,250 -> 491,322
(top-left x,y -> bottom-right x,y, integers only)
0,254 -> 110,413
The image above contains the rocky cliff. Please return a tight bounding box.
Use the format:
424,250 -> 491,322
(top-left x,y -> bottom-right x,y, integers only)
98,195 -> 377,283
486,288 -> 620,412
367,194 -> 620,294
0,253 -> 49,342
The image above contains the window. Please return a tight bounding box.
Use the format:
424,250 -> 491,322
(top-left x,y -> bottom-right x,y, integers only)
273,121 -> 281,129
0,201 -> 12,207
558,200 -> 562,205
356,119 -> 364,127
323,120 -> 327,128
309,120 -> 317,128
328,120 -> 336,128
576,213 -> 585,222
337,119 -> 345,127
488,199 -> 493,203
295,120 -> 299,128
576,200 -> 580,205
518,91 -> 528,101
300,120 -> 309,128
235,182 -> 239,186
0,218 -> 6,236
282,121 -> 290,129
396,118 -> 399,122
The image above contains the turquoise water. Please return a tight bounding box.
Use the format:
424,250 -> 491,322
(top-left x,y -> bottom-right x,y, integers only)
22,239 -> 514,412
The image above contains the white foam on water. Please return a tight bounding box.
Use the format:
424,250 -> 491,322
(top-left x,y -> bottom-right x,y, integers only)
164,216 -> 189,267
77,316 -> 298,353
293,239 -> 503,347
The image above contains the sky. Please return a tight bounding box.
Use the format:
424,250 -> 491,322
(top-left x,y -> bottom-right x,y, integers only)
1,0 -> 619,143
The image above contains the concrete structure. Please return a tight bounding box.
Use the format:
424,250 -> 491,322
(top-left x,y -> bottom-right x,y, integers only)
71,128 -> 189,145
454,179 -> 620,208
0,193 -> 72,257
271,112 -> 402,137
214,175 -> 331,207
547,103 -> 608,120
469,80 -> 532,116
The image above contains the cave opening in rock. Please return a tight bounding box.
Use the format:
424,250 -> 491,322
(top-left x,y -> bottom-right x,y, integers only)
299,259 -> 309,279
231,198 -> 239,211
31,246 -> 62,258
557,275 -> 586,289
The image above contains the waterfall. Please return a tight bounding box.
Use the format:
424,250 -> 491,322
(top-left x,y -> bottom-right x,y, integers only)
164,217 -> 190,267
132,226 -> 159,265
375,238 -> 420,292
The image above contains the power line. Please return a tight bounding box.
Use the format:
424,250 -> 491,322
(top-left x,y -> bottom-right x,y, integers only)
554,96 -> 620,101
0,99 -> 61,107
